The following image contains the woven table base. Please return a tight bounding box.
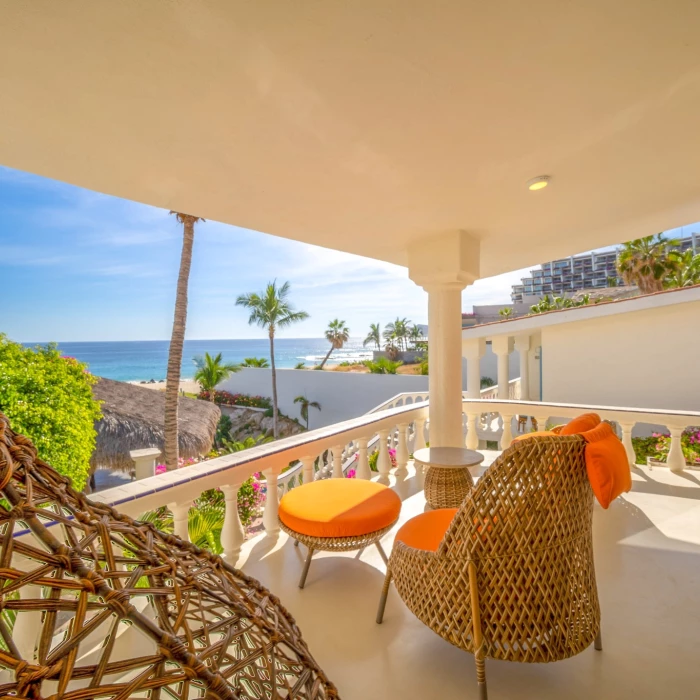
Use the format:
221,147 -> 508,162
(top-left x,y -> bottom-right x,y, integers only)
424,465 -> 475,509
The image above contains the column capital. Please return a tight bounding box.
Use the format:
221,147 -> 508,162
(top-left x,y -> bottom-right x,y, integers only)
513,334 -> 531,352
462,337 -> 486,360
408,231 -> 480,290
492,335 -> 514,356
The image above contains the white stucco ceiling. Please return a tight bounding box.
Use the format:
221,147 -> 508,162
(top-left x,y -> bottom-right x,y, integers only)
2,1 -> 700,277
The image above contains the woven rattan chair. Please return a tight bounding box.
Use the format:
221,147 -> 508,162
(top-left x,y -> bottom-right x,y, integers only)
377,434 -> 601,699
0,412 -> 337,699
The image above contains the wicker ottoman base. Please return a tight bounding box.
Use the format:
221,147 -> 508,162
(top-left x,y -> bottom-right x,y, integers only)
424,465 -> 475,509
280,521 -> 396,589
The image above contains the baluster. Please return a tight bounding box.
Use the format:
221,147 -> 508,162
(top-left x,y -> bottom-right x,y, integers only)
619,422 -> 636,468
533,415 -> 549,433
413,417 -> 427,451
301,455 -> 315,484
332,445 -> 344,478
465,412 -> 479,450
220,483 -> 245,564
500,414 -> 514,450
377,429 -> 391,485
667,426 -> 686,473
356,437 -> 371,480
262,466 -> 281,536
13,554 -> 41,661
396,423 -> 409,476
169,502 -> 191,542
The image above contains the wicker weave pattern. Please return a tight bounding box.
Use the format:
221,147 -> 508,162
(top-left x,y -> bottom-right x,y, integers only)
389,435 -> 599,664
424,465 -> 475,509
0,413 -> 338,699
280,521 -> 397,553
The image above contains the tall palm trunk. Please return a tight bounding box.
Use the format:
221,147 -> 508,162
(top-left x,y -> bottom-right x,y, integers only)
319,345 -> 334,369
269,329 -> 279,439
164,215 -> 196,470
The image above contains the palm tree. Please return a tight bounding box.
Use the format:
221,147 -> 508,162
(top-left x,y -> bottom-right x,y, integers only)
241,357 -> 270,367
384,317 -> 412,350
319,319 -> 350,369
498,307 -> 514,318
363,323 -> 382,350
664,250 -> 700,288
617,234 -> 681,293
408,324 -> 423,347
362,357 -> 403,374
193,352 -> 240,400
236,281 -> 309,439
294,395 -> 322,429
164,212 -> 203,470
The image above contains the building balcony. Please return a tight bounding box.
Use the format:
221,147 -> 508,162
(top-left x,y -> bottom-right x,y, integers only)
66,392 -> 700,699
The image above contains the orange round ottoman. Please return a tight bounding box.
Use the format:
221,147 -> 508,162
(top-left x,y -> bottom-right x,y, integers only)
279,479 -> 401,588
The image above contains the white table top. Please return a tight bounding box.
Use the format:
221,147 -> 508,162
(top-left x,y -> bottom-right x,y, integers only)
413,447 -> 484,469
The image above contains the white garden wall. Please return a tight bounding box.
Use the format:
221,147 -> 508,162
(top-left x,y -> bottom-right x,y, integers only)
219,368 -> 435,430
542,300 -> 700,412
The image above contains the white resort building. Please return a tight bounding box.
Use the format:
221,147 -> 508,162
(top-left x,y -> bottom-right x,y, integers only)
2,3 -> 700,700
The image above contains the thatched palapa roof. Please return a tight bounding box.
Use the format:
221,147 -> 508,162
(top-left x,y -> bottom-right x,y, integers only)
91,378 -> 220,471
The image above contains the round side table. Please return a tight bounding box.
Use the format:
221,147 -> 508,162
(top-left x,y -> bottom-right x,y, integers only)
414,447 -> 484,509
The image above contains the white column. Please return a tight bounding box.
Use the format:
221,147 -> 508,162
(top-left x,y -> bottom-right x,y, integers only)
533,414 -> 549,432
130,448 -> 161,480
500,414 -> 514,450
377,429 -> 391,484
356,437 -> 371,480
396,423 -> 409,476
220,483 -> 245,563
667,427 -> 686,473
413,417 -> 427,451
514,335 -> 530,401
425,284 -> 466,447
169,502 -> 191,542
332,445 -> 344,478
619,422 -> 636,468
262,466 -> 281,536
492,335 -> 514,401
301,455 -> 315,485
463,337 -> 486,399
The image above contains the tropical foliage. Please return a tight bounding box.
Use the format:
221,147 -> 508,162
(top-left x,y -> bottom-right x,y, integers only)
241,357 -> 270,367
383,317 -> 413,350
293,395 -> 321,429
294,361 -> 306,369
362,357 -> 403,374
363,323 -> 382,350
529,293 -> 591,314
616,233 -> 681,293
319,319 -> 350,369
164,213 -> 203,469
0,336 -> 101,490
663,249 -> 700,288
480,376 -> 496,389
499,307 -> 513,318
236,281 -> 309,438
632,428 -> 700,467
193,352 -> 240,398
197,389 -> 272,409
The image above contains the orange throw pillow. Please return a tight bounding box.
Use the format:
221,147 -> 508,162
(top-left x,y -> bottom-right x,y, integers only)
581,422 -> 631,509
511,430 -> 556,446
559,413 -> 602,435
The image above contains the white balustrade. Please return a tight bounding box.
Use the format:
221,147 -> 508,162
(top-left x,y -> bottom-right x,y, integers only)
169,502 -> 191,542
301,455 -> 314,485
500,414 -> 514,450
376,429 -> 391,484
332,445 -> 344,478
356,437 -> 371,479
220,483 -> 245,563
667,427 -> 686,473
413,417 -> 427,451
396,423 -> 409,476
262,466 -> 281,537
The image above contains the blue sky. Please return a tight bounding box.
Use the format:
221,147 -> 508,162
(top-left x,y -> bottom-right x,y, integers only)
0,165 -> 538,342
2,165 -> 695,343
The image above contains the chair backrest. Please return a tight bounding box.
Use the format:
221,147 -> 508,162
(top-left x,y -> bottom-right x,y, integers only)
440,434 -> 598,660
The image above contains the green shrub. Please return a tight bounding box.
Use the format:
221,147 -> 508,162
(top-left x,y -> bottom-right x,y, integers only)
362,357 -> 403,374
0,336 -> 101,490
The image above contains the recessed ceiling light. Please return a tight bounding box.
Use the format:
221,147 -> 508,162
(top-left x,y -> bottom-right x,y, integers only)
527,175 -> 550,191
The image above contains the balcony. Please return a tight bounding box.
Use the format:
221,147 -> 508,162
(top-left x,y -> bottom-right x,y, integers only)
72,393 -> 700,699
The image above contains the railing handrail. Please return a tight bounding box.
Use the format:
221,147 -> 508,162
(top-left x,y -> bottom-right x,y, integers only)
91,400 -> 429,516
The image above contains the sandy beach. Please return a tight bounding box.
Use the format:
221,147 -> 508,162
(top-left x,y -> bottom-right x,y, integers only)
128,379 -> 201,394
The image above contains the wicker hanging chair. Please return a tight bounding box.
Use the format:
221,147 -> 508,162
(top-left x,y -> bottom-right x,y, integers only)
0,412 -> 338,699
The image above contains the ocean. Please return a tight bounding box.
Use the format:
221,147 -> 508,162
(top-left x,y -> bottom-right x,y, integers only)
25,338 -> 374,382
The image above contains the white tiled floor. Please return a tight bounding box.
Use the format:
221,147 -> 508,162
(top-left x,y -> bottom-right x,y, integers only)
237,457 -> 700,699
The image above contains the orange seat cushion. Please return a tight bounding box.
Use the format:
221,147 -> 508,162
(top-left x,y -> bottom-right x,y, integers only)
580,422 -> 632,509
394,508 -> 458,552
511,430 -> 556,446
559,412 -> 602,435
279,479 -> 401,538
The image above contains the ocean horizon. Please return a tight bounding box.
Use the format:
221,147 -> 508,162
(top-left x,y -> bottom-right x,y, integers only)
22,338 -> 374,383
